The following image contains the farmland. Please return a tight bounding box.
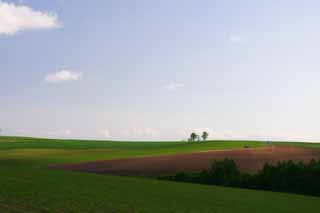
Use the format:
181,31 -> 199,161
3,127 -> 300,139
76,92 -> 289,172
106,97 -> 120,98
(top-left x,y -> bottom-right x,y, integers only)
53,145 -> 320,176
0,136 -> 320,212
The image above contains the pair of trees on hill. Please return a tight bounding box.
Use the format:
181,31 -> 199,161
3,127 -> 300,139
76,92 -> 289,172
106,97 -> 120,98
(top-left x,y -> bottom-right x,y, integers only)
189,131 -> 208,142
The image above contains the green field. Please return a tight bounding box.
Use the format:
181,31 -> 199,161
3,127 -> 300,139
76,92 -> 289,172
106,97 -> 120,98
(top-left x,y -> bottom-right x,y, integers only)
0,137 -> 266,164
275,141 -> 320,149
0,136 -> 320,212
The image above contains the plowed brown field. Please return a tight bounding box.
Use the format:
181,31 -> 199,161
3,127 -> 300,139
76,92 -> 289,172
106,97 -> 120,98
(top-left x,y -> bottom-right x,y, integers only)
51,145 -> 320,176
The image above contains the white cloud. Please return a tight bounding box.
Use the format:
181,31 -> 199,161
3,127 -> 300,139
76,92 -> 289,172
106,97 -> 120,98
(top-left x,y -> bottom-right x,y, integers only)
41,129 -> 73,138
62,129 -> 72,136
0,1 -> 60,35
164,82 -> 184,91
44,70 -> 82,83
98,127 -> 160,140
121,127 -> 160,140
99,129 -> 111,138
228,35 -> 243,44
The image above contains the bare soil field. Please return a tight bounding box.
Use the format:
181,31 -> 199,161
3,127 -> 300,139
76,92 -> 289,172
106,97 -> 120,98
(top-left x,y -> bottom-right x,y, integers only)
51,145 -> 320,176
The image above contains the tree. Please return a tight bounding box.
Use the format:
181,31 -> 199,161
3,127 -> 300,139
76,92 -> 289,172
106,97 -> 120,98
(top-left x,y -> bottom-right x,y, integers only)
190,132 -> 197,142
202,131 -> 208,141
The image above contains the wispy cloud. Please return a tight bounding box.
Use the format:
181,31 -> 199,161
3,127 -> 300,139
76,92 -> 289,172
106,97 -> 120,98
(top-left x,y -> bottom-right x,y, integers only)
44,70 -> 82,83
164,82 -> 184,91
0,1 -> 60,35
121,127 -> 160,139
99,129 -> 111,138
228,35 -> 243,44
61,129 -> 72,136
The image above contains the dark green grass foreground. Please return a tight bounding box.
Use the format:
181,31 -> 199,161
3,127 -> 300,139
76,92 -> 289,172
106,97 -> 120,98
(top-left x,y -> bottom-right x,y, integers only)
0,136 -> 320,212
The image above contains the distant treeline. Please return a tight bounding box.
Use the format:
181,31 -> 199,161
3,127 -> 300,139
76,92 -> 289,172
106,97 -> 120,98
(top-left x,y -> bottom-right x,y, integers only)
160,159 -> 320,196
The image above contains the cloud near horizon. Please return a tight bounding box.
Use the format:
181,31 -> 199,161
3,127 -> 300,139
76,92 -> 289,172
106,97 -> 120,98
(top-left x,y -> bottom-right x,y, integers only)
164,82 -> 184,91
0,1 -> 60,35
99,129 -> 111,138
44,70 -> 83,83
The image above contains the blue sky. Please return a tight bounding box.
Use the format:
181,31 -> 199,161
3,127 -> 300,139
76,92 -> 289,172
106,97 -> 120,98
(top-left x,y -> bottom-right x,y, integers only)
1,0 -> 320,141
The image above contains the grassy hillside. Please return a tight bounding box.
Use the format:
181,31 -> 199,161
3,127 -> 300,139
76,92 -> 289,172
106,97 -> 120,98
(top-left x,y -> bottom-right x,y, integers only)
0,136 -> 265,164
0,136 -> 320,212
275,141 -> 320,148
0,136 -> 265,150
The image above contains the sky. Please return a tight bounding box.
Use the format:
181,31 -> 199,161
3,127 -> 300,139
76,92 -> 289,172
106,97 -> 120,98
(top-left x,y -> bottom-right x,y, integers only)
1,0 -> 320,141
